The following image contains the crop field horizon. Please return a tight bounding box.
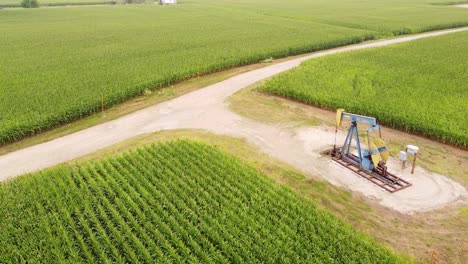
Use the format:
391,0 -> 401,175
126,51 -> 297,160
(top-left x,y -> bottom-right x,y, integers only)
261,30 -> 468,147
0,140 -> 405,263
0,0 -> 116,7
1,0 -> 468,145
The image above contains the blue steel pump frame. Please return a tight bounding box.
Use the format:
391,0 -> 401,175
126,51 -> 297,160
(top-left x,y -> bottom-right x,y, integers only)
339,113 -> 385,171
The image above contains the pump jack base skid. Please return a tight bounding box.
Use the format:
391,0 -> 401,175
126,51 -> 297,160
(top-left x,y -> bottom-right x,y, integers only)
331,153 -> 412,193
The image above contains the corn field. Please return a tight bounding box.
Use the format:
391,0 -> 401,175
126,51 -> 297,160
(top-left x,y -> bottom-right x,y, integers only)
1,0 -> 468,144
0,0 -> 113,7
0,141 -> 404,263
261,31 -> 468,148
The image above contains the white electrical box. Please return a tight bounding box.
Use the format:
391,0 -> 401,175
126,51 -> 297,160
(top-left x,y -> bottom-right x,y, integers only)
399,151 -> 407,161
407,145 -> 419,156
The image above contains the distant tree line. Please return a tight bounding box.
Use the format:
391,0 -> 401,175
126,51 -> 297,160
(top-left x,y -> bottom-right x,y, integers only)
21,0 -> 39,8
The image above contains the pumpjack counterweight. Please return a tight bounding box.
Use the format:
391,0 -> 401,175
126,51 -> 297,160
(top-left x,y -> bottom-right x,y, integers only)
330,109 -> 411,193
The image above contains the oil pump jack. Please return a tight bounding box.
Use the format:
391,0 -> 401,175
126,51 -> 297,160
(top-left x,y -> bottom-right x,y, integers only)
330,109 -> 411,193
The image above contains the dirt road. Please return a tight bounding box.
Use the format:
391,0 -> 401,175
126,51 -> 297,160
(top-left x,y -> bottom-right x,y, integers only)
1,27 -> 467,213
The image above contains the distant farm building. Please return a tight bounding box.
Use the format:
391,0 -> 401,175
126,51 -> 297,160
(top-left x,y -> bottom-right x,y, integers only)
160,0 -> 176,4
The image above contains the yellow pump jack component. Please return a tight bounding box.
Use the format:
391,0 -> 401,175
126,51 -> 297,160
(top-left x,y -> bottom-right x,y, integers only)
366,136 -> 390,168
366,139 -> 381,168
373,137 -> 389,162
336,108 -> 345,128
